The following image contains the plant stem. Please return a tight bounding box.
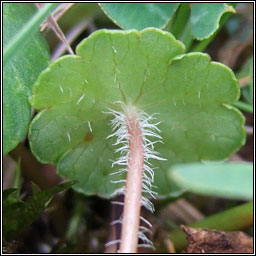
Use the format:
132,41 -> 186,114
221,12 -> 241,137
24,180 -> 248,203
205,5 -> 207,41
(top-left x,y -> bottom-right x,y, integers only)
51,15 -> 97,60
249,58 -> 253,104
169,201 -> 253,251
35,3 -> 74,55
178,13 -> 193,51
170,3 -> 190,39
119,111 -> 144,253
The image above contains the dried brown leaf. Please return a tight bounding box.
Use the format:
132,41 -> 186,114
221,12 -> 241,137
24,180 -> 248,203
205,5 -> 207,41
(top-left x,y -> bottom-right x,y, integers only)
181,225 -> 253,253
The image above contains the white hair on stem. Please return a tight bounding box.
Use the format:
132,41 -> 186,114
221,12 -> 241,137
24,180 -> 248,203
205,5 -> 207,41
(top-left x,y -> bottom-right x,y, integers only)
105,102 -> 166,252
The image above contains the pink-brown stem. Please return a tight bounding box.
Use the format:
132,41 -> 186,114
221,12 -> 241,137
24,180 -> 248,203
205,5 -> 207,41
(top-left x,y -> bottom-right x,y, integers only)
119,112 -> 144,253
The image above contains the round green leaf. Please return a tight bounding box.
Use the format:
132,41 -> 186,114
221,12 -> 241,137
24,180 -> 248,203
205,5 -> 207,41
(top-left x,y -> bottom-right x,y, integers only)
3,3 -> 50,155
168,162 -> 253,200
191,3 -> 235,40
99,3 -> 180,30
29,28 -> 245,198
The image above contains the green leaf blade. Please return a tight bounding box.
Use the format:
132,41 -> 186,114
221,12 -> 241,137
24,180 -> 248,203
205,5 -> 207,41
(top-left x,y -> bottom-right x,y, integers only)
29,29 -> 245,198
191,3 -> 235,40
3,3 -> 50,155
168,162 -> 253,200
3,3 -> 57,65
100,3 -> 180,30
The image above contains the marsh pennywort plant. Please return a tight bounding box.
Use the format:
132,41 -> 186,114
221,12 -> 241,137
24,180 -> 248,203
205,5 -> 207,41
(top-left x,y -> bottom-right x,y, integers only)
28,28 -> 245,252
